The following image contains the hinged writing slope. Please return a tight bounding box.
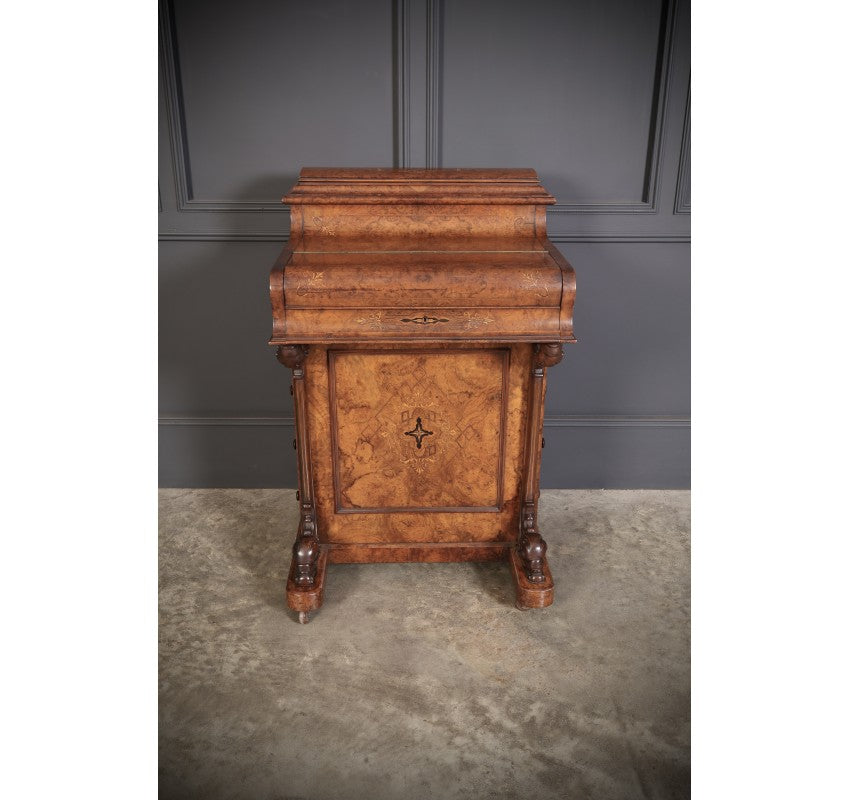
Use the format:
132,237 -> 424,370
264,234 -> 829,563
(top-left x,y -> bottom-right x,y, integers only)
268,168 -> 576,623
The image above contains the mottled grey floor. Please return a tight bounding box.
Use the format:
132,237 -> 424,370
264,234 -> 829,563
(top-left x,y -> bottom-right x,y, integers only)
159,490 -> 690,800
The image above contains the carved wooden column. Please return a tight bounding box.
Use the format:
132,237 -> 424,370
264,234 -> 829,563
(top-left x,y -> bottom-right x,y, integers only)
510,342 -> 563,608
276,344 -> 326,623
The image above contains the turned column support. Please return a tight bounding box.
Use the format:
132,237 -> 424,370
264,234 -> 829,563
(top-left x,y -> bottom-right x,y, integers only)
275,345 -> 320,589
516,342 -> 563,583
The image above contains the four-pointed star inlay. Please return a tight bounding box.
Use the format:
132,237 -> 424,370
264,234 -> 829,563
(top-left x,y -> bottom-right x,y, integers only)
404,416 -> 434,449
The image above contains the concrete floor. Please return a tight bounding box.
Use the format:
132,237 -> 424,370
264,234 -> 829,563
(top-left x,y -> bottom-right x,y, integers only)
159,489 -> 690,800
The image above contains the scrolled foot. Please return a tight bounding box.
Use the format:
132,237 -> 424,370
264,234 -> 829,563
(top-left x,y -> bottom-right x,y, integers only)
518,531 -> 548,583
293,534 -> 320,587
298,611 -> 309,624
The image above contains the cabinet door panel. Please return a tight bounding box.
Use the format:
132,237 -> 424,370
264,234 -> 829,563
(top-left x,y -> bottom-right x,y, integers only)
330,349 -> 508,511
305,345 -> 531,544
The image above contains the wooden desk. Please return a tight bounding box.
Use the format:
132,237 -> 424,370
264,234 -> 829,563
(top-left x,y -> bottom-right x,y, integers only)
269,168 -> 576,622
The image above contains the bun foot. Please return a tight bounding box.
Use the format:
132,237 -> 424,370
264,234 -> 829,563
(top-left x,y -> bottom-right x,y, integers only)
298,611 -> 309,624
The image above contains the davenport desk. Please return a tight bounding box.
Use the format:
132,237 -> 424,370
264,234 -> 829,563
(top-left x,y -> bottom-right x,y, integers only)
269,168 -> 576,622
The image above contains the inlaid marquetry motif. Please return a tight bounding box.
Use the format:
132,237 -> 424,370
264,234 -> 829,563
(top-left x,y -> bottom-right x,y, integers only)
521,271 -> 550,299
354,312 -> 500,332
329,350 -> 508,511
401,443 -> 437,475
401,384 -> 437,413
355,311 -> 384,329
398,407 -> 440,475
311,216 -> 336,236
400,315 -> 449,325
404,416 -> 433,448
462,311 -> 495,329
295,271 -> 325,297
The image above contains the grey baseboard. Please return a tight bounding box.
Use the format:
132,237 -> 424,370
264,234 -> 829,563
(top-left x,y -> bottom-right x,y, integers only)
159,415 -> 690,489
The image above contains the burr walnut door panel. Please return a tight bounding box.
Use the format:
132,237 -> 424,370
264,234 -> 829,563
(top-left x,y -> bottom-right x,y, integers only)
305,345 -> 531,544
330,349 -> 507,511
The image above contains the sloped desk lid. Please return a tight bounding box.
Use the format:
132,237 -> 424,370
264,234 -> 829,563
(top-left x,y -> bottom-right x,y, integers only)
270,169 -> 576,344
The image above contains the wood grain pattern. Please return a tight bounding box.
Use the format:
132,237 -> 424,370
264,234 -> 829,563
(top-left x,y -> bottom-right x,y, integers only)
269,168 -> 576,620
327,542 -> 511,564
305,343 -> 529,544
329,349 -> 508,511
284,254 -> 562,309
284,168 -> 556,209
282,307 -> 561,342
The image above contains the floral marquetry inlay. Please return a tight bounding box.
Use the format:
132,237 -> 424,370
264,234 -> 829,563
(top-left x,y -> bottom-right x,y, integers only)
462,311 -> 495,329
354,312 -> 499,332
355,312 -> 384,330
295,271 -> 325,297
521,271 -> 550,299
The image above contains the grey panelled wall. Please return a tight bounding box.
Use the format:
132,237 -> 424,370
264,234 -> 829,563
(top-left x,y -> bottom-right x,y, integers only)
158,0 -> 691,489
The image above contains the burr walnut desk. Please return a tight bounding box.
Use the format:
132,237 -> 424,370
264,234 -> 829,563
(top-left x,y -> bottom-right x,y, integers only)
269,168 -> 576,622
